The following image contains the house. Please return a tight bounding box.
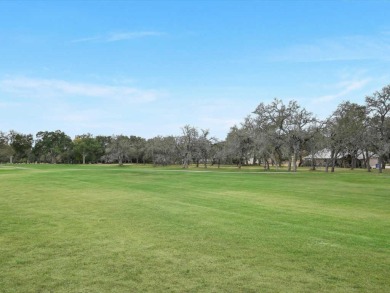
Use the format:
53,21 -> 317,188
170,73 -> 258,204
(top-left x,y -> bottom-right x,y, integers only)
303,149 -> 342,167
303,149 -> 379,168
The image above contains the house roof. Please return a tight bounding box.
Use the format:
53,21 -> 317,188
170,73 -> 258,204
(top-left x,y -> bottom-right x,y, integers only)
303,149 -> 340,160
304,149 -> 378,160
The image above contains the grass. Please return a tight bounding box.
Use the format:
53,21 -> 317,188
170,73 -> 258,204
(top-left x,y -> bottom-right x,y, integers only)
0,164 -> 389,292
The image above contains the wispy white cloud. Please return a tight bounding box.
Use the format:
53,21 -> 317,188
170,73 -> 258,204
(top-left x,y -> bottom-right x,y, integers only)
0,77 -> 161,103
0,76 -> 169,137
312,78 -> 371,104
107,31 -> 163,42
270,33 -> 390,63
72,31 -> 164,43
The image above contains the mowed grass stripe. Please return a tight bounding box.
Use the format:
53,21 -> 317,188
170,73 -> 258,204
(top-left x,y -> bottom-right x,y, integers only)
1,164 -> 389,292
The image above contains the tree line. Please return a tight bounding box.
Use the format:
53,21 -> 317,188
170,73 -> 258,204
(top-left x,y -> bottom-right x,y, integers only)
1,84 -> 389,172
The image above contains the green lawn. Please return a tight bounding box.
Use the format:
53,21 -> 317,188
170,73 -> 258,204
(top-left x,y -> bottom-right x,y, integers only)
0,164 -> 389,292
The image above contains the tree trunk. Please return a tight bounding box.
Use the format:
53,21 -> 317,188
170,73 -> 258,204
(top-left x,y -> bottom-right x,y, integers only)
365,150 -> 371,172
378,156 -> 383,173
293,150 -> 298,172
183,153 -> 189,169
82,154 -> 86,164
331,149 -> 336,172
292,155 -> 297,172
325,159 -> 329,172
265,158 -> 270,170
253,154 -> 257,165
310,151 -> 316,171
298,154 -> 303,167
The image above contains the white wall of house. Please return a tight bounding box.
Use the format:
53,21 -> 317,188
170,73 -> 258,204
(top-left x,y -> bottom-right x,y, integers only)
369,157 -> 379,168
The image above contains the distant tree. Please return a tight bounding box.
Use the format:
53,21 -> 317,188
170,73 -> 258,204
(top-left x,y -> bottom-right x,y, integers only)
176,125 -> 199,168
8,130 -> 34,163
332,102 -> 367,169
304,121 -> 326,171
253,99 -> 291,168
95,135 -> 112,163
146,136 -> 177,166
361,118 -> 378,172
34,130 -> 73,163
241,116 -> 259,165
366,84 -> 390,173
211,140 -> 226,168
323,102 -> 367,172
323,114 -> 342,173
284,101 -> 316,172
106,135 -> 132,166
247,113 -> 279,169
188,129 -> 214,168
129,136 -> 146,164
252,98 -> 315,171
225,125 -> 253,169
0,131 -> 15,163
73,134 -> 101,164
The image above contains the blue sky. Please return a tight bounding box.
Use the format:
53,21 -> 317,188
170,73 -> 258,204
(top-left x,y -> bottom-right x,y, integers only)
1,0 -> 389,140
